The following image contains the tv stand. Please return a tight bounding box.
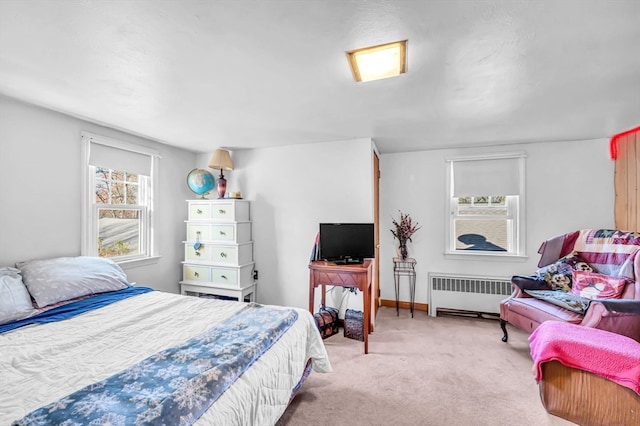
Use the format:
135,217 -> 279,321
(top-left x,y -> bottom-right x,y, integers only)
309,260 -> 373,354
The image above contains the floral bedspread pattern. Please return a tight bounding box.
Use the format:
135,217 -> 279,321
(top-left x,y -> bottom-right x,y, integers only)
13,303 -> 298,426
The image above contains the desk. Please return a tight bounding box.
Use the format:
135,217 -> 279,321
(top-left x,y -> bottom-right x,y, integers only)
309,260 -> 373,354
393,257 -> 416,317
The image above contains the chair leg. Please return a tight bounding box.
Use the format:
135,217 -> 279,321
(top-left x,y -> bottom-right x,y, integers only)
500,319 -> 508,342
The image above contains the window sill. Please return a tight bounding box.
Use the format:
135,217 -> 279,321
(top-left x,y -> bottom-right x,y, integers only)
117,256 -> 161,269
444,251 -> 528,262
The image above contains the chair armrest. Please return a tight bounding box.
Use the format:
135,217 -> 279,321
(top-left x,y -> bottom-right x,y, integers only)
582,300 -> 640,342
595,299 -> 640,314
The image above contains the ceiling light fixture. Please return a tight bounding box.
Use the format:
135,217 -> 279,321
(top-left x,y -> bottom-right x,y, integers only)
347,40 -> 407,82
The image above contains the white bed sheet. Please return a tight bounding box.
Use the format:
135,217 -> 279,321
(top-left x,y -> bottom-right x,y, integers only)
0,291 -> 331,425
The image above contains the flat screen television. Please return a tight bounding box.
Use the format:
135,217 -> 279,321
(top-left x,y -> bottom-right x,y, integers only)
319,223 -> 375,264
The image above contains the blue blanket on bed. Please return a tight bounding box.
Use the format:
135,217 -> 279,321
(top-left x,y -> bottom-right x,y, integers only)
13,302 -> 298,426
0,286 -> 153,334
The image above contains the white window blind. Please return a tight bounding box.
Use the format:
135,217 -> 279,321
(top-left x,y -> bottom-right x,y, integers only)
84,133 -> 158,176
451,156 -> 522,197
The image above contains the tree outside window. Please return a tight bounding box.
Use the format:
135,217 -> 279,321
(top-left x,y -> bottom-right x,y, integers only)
94,167 -> 146,258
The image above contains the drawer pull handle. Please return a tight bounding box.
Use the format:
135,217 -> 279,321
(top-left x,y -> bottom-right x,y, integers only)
218,209 -> 226,214
195,251 -> 201,257
220,275 -> 227,280
219,230 -> 226,235
220,252 -> 227,258
194,272 -> 199,278
196,209 -> 203,214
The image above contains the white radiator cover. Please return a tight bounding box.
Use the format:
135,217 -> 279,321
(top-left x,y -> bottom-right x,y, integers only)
428,273 -> 512,317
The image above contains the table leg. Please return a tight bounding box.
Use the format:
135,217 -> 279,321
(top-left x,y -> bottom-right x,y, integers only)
363,279 -> 370,354
410,270 -> 416,318
394,268 -> 400,316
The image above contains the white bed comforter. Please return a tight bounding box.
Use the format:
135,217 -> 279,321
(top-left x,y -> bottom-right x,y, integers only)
0,291 -> 331,426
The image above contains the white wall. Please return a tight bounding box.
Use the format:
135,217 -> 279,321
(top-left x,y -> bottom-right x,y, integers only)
379,139 -> 615,305
0,95 -> 197,293
197,138 -> 376,310
1,94 -> 615,309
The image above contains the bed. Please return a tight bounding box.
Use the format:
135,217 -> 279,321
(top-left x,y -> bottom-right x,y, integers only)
0,256 -> 331,426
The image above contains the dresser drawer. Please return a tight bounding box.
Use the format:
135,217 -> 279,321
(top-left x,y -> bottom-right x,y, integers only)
211,267 -> 238,284
182,263 -> 254,288
185,244 -> 213,262
184,242 -> 253,266
186,222 -> 251,243
186,224 -> 211,241
210,224 -> 235,241
208,242 -> 253,265
187,200 -> 250,221
189,203 -> 211,220
183,265 -> 210,281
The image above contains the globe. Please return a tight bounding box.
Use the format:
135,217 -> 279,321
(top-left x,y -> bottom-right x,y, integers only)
186,168 -> 215,198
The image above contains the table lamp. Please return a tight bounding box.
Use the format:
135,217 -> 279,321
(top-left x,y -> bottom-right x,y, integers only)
208,149 -> 234,198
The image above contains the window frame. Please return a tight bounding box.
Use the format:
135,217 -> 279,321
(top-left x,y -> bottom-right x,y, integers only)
81,131 -> 160,267
444,153 -> 527,259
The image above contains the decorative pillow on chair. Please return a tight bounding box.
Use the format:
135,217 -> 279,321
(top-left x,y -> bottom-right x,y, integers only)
535,251 -> 596,292
17,256 -> 130,308
570,270 -> 627,300
524,289 -> 591,314
511,275 -> 551,291
0,267 -> 34,325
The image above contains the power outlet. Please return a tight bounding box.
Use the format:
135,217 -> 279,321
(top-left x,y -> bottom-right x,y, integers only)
253,270 -> 258,280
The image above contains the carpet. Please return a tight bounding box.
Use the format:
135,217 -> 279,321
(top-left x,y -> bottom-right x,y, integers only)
277,306 -> 574,426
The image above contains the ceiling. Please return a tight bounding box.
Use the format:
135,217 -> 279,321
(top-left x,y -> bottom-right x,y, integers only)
1,0 -> 639,154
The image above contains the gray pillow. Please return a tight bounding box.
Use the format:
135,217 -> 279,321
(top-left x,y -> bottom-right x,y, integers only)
17,256 -> 130,308
524,289 -> 591,314
0,267 -> 34,324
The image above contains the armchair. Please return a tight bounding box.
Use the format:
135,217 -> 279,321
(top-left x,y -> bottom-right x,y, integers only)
500,229 -> 640,342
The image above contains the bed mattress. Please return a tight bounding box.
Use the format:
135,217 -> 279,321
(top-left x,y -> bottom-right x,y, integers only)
0,291 -> 331,425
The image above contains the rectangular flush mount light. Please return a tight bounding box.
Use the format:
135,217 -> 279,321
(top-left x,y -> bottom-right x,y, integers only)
347,40 -> 407,82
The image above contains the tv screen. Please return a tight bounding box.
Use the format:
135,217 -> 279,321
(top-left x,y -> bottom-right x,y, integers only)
319,223 -> 375,263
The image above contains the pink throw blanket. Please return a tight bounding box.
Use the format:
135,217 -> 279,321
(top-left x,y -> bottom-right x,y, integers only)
529,321 -> 640,394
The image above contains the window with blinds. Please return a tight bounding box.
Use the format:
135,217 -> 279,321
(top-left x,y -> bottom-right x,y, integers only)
81,132 -> 159,262
445,153 -> 526,256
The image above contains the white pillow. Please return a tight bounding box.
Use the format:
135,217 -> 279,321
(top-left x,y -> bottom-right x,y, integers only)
17,256 -> 130,308
0,267 -> 34,325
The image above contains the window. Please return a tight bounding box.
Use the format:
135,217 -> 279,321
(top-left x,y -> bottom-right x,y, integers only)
445,153 -> 526,257
81,132 -> 159,264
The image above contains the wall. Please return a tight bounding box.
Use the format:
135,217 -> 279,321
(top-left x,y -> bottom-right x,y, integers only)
379,139 -> 615,305
0,95 -> 196,293
1,95 -> 615,309
197,138 -> 375,310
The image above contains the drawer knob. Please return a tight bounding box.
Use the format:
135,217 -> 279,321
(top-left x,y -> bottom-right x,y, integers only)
194,272 -> 199,278
218,209 -> 226,214
220,252 -> 227,258
219,230 -> 226,235
220,275 -> 227,280
196,209 -> 203,214
195,251 -> 201,257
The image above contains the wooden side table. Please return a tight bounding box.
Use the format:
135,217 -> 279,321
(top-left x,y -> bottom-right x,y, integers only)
393,257 -> 417,317
308,260 -> 373,354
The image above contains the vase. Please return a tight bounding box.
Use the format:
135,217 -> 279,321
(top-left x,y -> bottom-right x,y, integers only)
396,243 -> 409,260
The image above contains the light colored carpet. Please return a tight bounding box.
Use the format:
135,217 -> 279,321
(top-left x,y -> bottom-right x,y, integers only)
277,307 -> 574,426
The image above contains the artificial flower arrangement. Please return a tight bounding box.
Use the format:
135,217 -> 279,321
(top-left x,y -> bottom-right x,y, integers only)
390,211 -> 421,259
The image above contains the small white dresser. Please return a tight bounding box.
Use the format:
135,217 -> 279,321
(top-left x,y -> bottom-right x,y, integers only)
180,199 -> 256,302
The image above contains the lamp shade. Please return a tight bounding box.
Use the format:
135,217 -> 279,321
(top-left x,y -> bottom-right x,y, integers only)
208,149 -> 234,171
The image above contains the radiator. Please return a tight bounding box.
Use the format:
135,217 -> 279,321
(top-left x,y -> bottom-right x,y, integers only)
428,273 -> 512,317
